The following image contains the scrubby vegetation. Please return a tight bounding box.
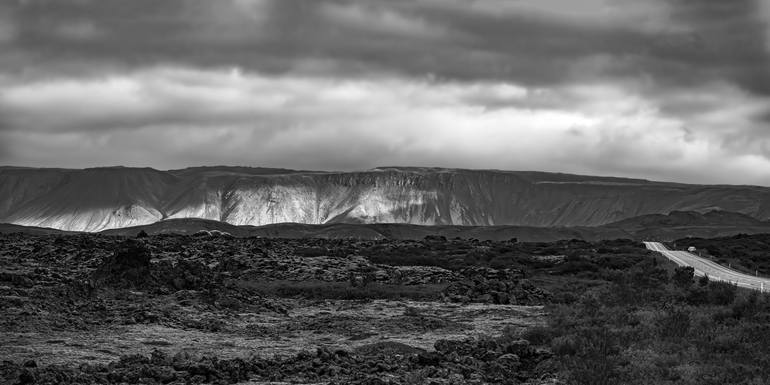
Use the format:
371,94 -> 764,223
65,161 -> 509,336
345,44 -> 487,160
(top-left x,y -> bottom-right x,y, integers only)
674,233 -> 770,276
364,235 -> 770,384
532,258 -> 770,384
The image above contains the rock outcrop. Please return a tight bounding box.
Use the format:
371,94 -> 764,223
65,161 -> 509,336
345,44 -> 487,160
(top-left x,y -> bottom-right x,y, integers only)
91,239 -> 152,288
444,267 -> 551,305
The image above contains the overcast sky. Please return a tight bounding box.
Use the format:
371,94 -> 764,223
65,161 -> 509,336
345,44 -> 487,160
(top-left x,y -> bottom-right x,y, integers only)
1,0 -> 769,185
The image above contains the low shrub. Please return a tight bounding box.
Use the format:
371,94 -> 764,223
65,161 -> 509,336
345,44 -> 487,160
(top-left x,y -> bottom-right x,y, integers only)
672,266 -> 695,288
561,327 -> 622,385
519,325 -> 557,346
656,308 -> 691,340
707,281 -> 738,305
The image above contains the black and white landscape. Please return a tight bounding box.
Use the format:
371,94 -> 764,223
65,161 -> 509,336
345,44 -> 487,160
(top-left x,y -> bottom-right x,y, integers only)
5,166 -> 770,241
2,0 -> 770,384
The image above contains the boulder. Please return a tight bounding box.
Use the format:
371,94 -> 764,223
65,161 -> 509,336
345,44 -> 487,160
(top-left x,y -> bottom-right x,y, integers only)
91,239 -> 152,288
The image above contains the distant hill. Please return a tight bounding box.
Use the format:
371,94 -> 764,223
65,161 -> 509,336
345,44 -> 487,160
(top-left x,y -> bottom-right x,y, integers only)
0,223 -> 69,235
603,210 -> 767,230
99,219 -> 624,242
599,210 -> 770,241
93,210 -> 770,242
3,166 -> 770,232
4,208 -> 770,241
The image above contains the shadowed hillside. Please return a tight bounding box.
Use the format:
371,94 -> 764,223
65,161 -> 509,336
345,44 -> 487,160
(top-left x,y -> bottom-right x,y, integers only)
93,210 -> 770,242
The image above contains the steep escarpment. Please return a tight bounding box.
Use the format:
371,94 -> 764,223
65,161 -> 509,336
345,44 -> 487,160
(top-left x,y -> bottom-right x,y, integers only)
1,167 -> 175,231
2,166 -> 770,231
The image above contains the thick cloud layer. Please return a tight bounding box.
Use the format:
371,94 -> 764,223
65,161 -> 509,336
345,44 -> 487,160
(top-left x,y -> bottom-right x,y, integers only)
1,0 -> 769,185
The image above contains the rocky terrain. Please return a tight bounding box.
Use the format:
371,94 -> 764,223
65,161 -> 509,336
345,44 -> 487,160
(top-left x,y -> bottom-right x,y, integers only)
4,166 -> 770,231
5,230 -> 766,384
0,232 -> 566,384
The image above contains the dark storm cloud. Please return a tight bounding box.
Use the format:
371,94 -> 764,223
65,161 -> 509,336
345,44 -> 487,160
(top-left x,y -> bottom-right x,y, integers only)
1,0 -> 770,185
0,0 -> 762,90
650,0 -> 770,95
2,0 -> 766,94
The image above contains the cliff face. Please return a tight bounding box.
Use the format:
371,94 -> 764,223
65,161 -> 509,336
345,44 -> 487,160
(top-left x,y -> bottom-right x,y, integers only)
2,166 -> 770,232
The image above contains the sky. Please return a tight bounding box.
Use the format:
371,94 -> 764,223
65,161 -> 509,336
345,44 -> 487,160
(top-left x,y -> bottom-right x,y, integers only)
0,0 -> 769,185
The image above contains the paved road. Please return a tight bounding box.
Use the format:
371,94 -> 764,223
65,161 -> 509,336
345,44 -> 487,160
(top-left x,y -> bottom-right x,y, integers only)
644,241 -> 770,292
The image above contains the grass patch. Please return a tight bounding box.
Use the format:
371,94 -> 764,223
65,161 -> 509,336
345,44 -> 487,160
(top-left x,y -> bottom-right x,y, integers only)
238,279 -> 447,301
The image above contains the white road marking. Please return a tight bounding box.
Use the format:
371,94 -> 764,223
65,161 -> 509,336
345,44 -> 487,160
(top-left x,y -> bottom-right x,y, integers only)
643,241 -> 770,292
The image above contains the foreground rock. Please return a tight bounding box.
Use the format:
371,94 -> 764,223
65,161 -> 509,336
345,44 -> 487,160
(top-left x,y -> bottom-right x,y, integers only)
1,333 -> 554,384
0,233 -> 571,384
91,239 -> 152,288
444,268 -> 551,305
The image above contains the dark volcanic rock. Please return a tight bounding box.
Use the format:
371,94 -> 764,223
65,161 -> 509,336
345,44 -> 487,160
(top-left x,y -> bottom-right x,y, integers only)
443,267 -> 550,305
91,239 -> 151,288
0,233 -> 562,383
1,333 -> 553,384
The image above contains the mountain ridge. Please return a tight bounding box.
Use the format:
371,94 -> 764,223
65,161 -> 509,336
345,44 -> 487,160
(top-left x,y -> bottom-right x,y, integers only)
3,166 -> 770,232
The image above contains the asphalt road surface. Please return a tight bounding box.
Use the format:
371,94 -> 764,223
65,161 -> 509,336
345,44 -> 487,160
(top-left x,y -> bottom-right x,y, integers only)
644,241 -> 770,292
